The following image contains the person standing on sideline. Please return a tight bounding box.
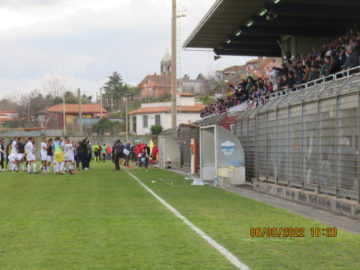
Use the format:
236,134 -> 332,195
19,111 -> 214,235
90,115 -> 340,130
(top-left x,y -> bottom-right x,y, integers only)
93,143 -> 100,162
86,143 -> 92,169
139,148 -> 149,168
0,138 -> 5,171
106,145 -> 112,160
144,144 -> 150,158
25,137 -> 37,174
78,137 -> 89,170
151,145 -> 159,162
112,140 -> 123,170
123,141 -> 131,167
40,137 -> 48,172
101,144 -> 106,162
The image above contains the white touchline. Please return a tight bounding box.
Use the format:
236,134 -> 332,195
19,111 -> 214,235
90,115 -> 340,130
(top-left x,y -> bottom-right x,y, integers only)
125,169 -> 250,270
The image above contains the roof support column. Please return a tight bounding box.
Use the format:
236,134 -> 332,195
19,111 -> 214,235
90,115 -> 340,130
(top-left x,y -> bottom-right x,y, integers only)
171,0 -> 177,128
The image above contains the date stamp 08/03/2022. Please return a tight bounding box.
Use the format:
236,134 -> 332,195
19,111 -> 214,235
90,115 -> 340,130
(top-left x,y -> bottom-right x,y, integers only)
250,227 -> 338,238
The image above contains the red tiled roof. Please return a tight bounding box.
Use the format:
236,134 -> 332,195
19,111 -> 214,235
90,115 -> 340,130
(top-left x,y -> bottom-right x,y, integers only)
223,65 -> 246,73
179,92 -> 195,97
129,104 -> 205,115
246,58 -> 261,65
44,104 -> 107,114
0,110 -> 17,116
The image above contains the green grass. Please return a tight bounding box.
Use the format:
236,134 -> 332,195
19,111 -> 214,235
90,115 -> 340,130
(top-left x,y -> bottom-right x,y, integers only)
0,163 -> 236,270
0,163 -> 359,270
131,169 -> 360,270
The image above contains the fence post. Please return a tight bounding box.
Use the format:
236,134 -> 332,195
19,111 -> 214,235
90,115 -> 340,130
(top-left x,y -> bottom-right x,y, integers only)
358,91 -> 360,203
301,102 -> 305,190
335,94 -> 340,199
276,108 -> 279,184
316,99 -> 320,194
255,114 -> 259,180
287,105 -> 291,186
265,110 -> 268,180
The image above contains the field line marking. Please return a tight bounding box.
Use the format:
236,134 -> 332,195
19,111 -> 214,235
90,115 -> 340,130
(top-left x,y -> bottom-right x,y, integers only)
125,169 -> 250,270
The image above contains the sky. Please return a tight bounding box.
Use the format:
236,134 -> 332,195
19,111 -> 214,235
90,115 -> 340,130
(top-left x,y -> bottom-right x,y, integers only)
0,0 -> 253,99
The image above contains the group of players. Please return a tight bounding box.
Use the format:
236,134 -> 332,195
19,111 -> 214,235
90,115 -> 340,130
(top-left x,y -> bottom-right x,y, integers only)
0,136 -> 160,174
0,137 -> 75,174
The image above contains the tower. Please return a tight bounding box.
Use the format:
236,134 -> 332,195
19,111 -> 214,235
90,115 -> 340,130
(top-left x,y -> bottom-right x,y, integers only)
161,50 -> 171,75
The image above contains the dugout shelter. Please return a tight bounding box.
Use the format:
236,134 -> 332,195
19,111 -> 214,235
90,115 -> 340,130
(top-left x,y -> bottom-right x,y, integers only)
200,125 -> 245,186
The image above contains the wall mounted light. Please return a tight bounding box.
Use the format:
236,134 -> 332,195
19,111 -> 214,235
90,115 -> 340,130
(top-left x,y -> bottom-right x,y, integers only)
259,9 -> 267,16
246,20 -> 254,27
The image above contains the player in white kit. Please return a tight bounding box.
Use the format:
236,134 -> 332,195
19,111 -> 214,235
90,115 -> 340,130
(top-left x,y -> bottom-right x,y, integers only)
64,137 -> 75,175
40,137 -> 48,172
25,137 -> 37,174
8,137 -> 19,172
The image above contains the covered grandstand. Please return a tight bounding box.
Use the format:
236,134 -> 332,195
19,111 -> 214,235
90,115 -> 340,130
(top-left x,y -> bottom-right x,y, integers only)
158,0 -> 360,217
184,0 -> 360,57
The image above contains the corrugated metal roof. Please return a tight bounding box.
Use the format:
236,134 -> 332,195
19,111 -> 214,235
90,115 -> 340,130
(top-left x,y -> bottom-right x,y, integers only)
184,0 -> 360,56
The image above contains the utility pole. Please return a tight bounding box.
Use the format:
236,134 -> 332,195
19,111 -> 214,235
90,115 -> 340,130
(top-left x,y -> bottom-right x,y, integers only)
171,0 -> 177,128
62,91 -> 66,136
100,88 -> 103,118
125,94 -> 129,141
78,88 -> 83,134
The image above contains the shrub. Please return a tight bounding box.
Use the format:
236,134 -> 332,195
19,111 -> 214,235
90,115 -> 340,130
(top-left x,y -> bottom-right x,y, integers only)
150,125 -> 163,135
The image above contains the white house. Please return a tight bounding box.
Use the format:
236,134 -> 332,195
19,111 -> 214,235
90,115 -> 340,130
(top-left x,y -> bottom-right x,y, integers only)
0,110 -> 19,125
128,93 -> 205,135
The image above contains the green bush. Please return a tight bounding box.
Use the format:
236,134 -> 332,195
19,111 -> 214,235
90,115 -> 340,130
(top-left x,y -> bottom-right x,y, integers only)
150,125 -> 163,135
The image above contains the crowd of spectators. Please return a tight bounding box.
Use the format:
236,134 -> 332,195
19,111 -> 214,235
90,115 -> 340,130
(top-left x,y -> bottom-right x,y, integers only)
201,30 -> 360,118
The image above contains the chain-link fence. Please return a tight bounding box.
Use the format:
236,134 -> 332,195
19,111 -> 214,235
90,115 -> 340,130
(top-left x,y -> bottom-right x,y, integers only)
162,124 -> 200,170
161,113 -> 230,171
234,73 -> 360,202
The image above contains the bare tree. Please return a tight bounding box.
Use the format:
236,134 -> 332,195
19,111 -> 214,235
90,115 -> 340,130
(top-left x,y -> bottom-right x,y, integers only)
43,74 -> 67,97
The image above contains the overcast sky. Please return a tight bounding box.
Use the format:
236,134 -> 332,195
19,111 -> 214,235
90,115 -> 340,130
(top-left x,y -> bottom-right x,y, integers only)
0,0 -> 252,99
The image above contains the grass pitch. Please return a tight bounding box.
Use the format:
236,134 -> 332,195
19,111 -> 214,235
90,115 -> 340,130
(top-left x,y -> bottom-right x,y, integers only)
0,163 -> 359,270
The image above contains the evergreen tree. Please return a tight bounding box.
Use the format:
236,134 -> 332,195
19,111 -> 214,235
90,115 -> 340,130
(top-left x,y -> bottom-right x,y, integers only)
103,72 -> 129,98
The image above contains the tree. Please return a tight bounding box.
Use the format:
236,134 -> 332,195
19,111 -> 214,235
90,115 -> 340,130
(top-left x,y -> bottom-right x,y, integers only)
207,71 -> 226,94
19,90 -> 49,125
92,118 -> 120,135
196,94 -> 214,105
103,72 -> 129,98
43,74 -> 67,97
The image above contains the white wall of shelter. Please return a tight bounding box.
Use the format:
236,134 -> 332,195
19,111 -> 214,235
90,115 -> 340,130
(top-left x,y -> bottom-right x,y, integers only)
200,125 -> 245,185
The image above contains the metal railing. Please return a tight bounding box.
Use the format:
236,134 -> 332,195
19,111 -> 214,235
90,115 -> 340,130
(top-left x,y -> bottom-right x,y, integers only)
268,65 -> 360,100
203,66 -> 360,118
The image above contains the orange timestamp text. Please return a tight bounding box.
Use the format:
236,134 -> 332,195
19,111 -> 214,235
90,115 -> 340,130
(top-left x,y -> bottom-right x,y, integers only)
250,227 -> 338,238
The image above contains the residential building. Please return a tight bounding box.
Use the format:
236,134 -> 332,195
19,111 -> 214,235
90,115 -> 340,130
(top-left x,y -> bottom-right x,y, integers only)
128,93 -> 205,135
38,104 -> 107,130
139,51 -> 210,99
222,57 -> 282,85
0,110 -> 19,125
180,73 -> 208,95
139,51 -> 171,99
